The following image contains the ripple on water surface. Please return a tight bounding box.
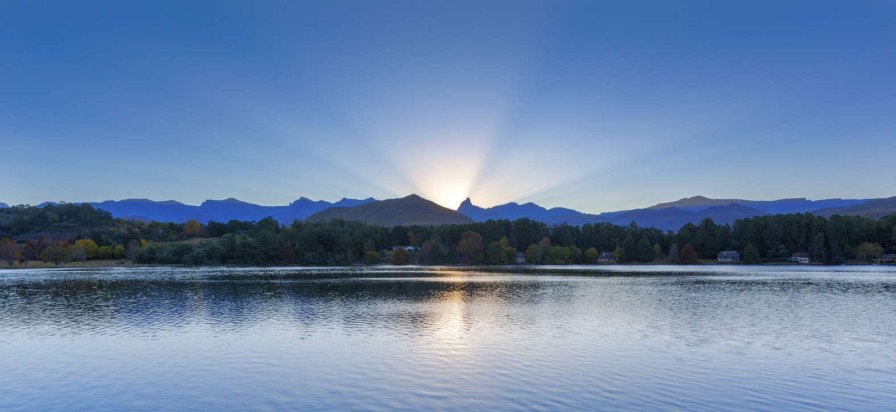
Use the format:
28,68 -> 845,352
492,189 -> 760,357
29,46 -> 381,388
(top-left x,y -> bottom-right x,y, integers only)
1,265 -> 896,411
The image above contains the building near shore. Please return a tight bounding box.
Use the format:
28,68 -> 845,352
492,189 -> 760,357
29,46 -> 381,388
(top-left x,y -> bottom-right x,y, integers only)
789,253 -> 810,264
717,251 -> 741,263
598,252 -> 616,264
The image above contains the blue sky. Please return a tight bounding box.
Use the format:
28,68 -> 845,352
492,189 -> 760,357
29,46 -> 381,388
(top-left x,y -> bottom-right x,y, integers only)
2,1 -> 894,212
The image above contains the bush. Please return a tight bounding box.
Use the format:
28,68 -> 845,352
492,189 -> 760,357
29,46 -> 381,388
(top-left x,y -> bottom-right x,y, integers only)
364,251 -> 382,265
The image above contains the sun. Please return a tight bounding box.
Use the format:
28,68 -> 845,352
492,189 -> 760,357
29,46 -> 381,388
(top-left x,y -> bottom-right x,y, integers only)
434,186 -> 470,210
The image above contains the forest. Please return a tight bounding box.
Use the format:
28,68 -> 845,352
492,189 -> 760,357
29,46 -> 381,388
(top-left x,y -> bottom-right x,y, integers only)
1,203 -> 895,266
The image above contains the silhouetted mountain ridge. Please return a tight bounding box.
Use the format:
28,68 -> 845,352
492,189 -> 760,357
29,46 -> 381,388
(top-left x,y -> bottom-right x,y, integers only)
814,196 -> 896,219
308,194 -> 473,226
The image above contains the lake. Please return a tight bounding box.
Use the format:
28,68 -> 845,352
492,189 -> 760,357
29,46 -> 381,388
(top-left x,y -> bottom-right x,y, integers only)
2,265 -> 896,411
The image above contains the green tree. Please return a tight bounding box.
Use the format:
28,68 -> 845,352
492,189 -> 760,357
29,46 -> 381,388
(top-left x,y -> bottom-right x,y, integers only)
621,234 -> 635,263
486,241 -> 507,265
525,244 -> 539,264
537,236 -> 552,263
456,231 -> 484,265
41,244 -> 73,265
97,245 -> 115,259
613,246 -> 624,263
743,243 -> 760,264
810,233 -> 826,262
636,238 -> 653,262
583,247 -> 598,264
364,250 -> 383,265
855,242 -> 883,262
499,237 -> 516,264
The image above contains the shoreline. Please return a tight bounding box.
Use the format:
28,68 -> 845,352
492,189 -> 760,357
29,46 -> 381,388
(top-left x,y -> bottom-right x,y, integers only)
2,260 -> 892,271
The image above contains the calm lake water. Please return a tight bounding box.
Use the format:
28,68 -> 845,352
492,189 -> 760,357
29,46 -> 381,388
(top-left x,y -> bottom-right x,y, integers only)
2,265 -> 896,411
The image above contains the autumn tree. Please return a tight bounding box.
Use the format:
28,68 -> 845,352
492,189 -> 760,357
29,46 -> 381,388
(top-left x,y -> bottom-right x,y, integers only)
679,243 -> 699,264
391,248 -> 408,265
652,242 -> 664,261
183,220 -> 202,237
73,239 -> 98,260
0,238 -> 20,266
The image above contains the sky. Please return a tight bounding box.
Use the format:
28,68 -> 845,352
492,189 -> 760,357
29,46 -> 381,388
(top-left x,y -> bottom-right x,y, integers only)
1,0 -> 895,212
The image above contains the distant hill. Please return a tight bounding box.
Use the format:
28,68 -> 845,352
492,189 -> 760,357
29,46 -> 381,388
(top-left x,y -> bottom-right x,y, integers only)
458,198 -> 596,225
85,197 -> 377,224
648,196 -> 870,214
0,202 -> 7,208
458,196 -> 885,230
458,198 -> 770,230
815,196 -> 896,219
593,203 -> 769,229
308,194 -> 474,226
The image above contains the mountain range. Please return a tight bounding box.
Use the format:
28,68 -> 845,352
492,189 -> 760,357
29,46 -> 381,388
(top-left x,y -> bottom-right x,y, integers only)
2,195 -> 893,230
22,197 -> 377,224
458,195 -> 878,230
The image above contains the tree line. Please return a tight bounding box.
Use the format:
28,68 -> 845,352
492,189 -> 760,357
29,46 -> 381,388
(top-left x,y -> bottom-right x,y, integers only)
1,203 -> 895,266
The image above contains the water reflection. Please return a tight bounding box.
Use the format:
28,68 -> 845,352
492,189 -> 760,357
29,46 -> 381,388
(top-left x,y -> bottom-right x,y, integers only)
1,266 -> 896,411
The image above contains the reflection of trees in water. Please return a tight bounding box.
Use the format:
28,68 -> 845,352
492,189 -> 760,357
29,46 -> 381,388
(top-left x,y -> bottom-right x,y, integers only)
615,276 -> 896,348
0,274 -> 559,336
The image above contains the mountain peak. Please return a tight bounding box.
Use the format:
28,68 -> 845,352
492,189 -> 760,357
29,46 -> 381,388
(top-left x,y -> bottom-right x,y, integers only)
201,198 -> 252,206
308,194 -> 472,226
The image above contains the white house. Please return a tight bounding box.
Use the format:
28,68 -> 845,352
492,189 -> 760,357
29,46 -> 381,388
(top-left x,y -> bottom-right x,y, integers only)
598,252 -> 615,264
717,251 -> 740,263
790,252 -> 810,264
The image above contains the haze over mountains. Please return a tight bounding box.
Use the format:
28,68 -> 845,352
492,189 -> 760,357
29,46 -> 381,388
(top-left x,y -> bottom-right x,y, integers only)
1,195 -> 892,229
